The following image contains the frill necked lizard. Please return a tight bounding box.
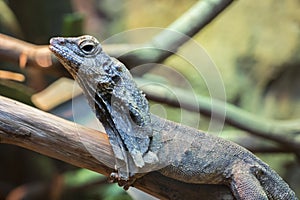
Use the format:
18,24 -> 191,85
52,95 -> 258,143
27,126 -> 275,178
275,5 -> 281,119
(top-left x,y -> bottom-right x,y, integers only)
49,35 -> 298,200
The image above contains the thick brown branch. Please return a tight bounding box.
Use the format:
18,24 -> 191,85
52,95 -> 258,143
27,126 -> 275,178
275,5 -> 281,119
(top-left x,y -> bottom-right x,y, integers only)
0,95 -> 232,199
0,95 -> 114,175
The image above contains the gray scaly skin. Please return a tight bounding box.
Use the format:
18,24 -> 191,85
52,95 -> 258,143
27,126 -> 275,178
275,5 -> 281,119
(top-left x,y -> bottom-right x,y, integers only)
49,35 -> 158,179
49,35 -> 298,200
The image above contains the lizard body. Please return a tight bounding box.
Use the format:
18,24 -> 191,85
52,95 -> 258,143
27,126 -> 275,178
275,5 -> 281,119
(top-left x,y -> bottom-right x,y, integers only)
152,115 -> 296,199
49,35 -> 298,200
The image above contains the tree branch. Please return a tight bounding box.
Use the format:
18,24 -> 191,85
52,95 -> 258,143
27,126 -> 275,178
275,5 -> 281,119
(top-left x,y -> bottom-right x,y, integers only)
137,79 -> 300,154
0,34 -> 62,73
0,95 -> 233,199
119,0 -> 234,73
222,131 -> 295,153
0,33 -> 135,76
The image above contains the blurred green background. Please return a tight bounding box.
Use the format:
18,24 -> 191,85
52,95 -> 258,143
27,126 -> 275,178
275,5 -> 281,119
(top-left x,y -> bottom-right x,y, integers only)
0,0 -> 299,199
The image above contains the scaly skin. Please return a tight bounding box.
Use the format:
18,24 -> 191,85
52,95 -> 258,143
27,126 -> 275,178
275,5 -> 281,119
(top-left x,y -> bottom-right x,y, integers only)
49,35 -> 298,200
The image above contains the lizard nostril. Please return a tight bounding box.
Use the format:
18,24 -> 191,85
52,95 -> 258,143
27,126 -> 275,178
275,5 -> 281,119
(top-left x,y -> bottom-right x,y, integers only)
50,37 -> 66,46
58,40 -> 65,45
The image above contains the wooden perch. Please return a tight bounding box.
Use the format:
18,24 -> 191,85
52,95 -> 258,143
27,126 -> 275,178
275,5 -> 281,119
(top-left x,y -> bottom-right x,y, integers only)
0,95 -> 233,199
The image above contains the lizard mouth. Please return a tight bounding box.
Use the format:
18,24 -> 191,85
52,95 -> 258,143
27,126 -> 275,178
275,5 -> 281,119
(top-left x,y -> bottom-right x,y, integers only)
49,38 -> 64,56
49,42 -> 68,64
48,44 -> 60,58
49,42 -> 81,76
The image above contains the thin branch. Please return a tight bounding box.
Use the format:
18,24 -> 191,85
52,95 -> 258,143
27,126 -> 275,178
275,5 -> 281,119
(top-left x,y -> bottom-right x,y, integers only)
224,131 -> 295,153
0,33 -> 135,76
137,79 -> 300,153
119,0 -> 234,72
0,34 -> 53,67
0,95 -> 232,199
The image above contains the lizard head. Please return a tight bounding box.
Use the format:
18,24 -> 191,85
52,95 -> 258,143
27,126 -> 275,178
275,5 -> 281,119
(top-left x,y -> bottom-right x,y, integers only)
49,35 -> 103,78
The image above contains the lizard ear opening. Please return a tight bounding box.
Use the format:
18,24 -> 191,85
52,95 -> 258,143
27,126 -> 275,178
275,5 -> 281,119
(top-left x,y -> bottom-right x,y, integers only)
129,109 -> 143,127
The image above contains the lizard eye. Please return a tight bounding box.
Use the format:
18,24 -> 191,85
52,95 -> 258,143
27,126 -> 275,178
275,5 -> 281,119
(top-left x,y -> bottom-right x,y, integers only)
79,41 -> 96,54
82,44 -> 94,52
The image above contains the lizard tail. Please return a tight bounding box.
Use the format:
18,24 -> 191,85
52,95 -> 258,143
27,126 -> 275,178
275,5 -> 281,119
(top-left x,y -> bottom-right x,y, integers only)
253,164 -> 298,200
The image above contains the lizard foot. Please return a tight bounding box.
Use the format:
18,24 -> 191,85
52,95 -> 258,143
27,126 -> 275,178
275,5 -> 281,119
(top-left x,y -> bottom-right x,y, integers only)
108,172 -> 138,190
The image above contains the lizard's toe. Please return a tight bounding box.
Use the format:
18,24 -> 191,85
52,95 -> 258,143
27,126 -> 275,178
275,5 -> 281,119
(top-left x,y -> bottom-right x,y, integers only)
108,171 -> 137,190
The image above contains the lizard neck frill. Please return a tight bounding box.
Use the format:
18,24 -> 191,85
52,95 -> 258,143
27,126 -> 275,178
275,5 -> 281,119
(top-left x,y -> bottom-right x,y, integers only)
72,59 -> 132,165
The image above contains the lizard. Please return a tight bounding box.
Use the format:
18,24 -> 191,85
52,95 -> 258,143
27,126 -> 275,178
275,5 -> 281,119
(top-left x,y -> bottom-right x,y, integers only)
49,35 -> 298,200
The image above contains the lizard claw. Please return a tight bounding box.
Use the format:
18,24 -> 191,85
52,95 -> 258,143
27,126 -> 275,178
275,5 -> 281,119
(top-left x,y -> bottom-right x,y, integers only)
108,172 -> 137,190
